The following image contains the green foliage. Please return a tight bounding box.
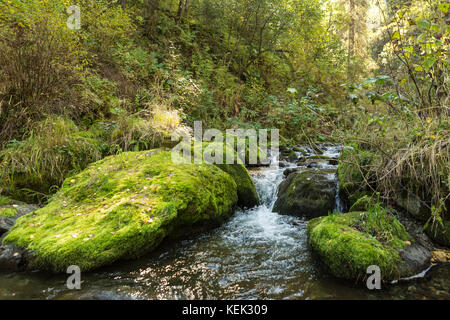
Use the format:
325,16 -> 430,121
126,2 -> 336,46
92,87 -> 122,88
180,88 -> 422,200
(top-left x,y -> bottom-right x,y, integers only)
0,195 -> 13,206
0,117 -> 101,202
338,147 -> 380,207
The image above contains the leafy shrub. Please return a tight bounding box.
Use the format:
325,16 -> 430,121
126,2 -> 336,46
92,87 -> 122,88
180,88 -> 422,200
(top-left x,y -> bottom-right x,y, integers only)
0,2 -> 82,142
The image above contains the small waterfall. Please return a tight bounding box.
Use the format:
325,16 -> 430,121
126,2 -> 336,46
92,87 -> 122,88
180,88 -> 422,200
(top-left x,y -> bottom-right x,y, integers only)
334,181 -> 344,213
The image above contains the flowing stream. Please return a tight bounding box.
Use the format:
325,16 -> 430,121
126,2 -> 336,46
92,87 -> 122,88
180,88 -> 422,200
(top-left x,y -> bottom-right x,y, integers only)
0,146 -> 448,299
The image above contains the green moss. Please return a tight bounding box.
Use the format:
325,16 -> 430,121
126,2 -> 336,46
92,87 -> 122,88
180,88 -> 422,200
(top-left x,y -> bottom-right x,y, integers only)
307,208 -> 411,281
187,141 -> 259,207
292,146 -> 307,154
0,207 -> 18,218
3,149 -> 238,272
280,148 -> 298,161
215,164 -> 258,208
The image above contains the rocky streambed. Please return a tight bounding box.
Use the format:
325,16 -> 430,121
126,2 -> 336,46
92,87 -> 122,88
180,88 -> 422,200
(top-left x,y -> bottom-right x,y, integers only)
0,144 -> 448,299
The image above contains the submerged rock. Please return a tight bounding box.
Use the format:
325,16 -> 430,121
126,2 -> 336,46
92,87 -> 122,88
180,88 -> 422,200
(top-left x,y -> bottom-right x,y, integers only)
307,209 -> 431,282
2,150 -> 241,272
273,169 -> 337,219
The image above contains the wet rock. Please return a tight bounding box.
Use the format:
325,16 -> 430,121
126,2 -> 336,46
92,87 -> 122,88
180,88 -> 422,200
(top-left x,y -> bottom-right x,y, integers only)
398,243 -> 432,277
0,203 -> 39,236
278,161 -> 289,168
283,167 -> 300,177
279,148 -> 298,162
394,193 -> 431,222
328,159 -> 339,166
0,245 -> 26,271
297,156 -> 338,169
273,169 -> 337,219
424,220 -> 450,247
292,146 -> 308,154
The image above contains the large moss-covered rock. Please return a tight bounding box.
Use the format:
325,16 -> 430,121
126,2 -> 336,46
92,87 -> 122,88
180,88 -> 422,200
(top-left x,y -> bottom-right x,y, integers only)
273,169 -> 337,219
307,209 -> 431,281
425,220 -> 450,247
215,164 -> 258,208
190,141 -> 259,208
2,150 -> 238,272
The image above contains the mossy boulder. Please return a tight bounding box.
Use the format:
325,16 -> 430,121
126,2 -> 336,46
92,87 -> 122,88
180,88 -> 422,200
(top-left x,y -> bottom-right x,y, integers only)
2,149 -> 238,272
189,141 -> 259,208
273,169 -> 337,219
425,220 -> 450,247
307,208 -> 431,281
215,164 -> 258,208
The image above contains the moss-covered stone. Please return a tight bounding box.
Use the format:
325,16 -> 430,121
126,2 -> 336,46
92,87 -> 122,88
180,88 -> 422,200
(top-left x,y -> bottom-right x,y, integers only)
215,164 -> 258,208
3,149 -> 238,272
425,220 -> 450,247
279,146 -> 298,162
189,141 -> 259,208
273,169 -> 336,219
307,208 -> 417,281
292,146 -> 307,154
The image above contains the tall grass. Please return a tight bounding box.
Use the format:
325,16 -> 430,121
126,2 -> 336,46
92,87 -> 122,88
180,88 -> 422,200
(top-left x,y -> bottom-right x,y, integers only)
0,117 -> 101,202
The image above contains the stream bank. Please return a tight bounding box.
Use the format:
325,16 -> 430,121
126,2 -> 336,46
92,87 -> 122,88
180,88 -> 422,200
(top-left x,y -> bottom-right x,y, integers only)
0,145 -> 448,299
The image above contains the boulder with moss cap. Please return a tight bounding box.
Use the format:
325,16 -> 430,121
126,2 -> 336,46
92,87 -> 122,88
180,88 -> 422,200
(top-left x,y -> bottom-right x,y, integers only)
2,149 -> 239,272
307,207 -> 431,281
